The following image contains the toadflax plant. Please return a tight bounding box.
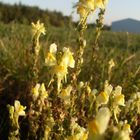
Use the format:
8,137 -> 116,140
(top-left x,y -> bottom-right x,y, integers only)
7,100 -> 26,140
5,0 -> 140,140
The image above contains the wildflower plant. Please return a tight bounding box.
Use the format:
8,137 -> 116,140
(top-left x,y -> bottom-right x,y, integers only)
7,100 -> 26,140
31,20 -> 46,81
4,0 -> 140,140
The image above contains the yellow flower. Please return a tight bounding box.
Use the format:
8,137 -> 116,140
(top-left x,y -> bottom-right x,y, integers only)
95,0 -> 108,9
112,121 -> 131,140
53,65 -> 68,76
77,5 -> 87,18
49,43 -> 57,53
76,0 -> 95,18
39,83 -> 48,99
14,100 -> 26,116
53,65 -> 68,92
53,47 -> 75,92
61,47 -> 75,68
76,0 -> 108,18
108,59 -> 115,69
32,83 -> 48,100
59,85 -> 72,106
96,82 -> 113,105
113,86 -> 125,106
32,83 -> 40,99
45,46 -> 75,92
31,20 -> 46,36
104,80 -> 113,95
123,123 -> 131,134
45,43 -> 57,66
114,94 -> 125,106
85,0 -> 95,10
96,91 -> 109,105
67,121 -> 88,140
88,107 -> 111,135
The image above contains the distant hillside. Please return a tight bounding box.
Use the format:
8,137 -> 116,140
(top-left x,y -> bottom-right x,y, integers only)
0,2 -> 71,27
0,2 -> 110,30
111,18 -> 140,33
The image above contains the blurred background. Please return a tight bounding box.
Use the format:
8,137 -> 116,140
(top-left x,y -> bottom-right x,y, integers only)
0,0 -> 140,31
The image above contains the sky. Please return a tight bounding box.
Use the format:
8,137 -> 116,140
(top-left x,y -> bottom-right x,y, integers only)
0,0 -> 140,25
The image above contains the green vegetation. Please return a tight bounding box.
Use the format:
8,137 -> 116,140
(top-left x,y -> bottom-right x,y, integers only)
0,22 -> 139,93
0,2 -> 71,27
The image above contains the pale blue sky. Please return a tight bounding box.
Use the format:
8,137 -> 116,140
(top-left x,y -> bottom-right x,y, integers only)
0,0 -> 140,25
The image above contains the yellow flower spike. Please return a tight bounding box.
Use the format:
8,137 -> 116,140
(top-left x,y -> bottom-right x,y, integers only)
95,0 -> 108,9
14,100 -> 26,116
76,0 -> 94,18
31,20 -> 46,36
77,6 -> 87,18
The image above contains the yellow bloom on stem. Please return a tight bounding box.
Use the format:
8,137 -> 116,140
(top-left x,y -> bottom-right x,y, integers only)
76,0 -> 95,18
77,5 -> 87,18
114,94 -> 125,106
113,86 -> 125,106
112,121 -> 131,140
31,20 -> 46,36
85,0 -> 95,10
53,65 -> 68,92
96,91 -> 109,105
61,47 -> 75,68
88,107 -> 111,135
39,83 -> 48,99
95,0 -> 108,9
32,83 -> 48,100
59,85 -> 72,106
32,83 -> 40,99
53,47 -> 75,92
67,121 -> 88,140
45,43 -> 57,66
96,82 -> 113,105
14,100 -> 26,116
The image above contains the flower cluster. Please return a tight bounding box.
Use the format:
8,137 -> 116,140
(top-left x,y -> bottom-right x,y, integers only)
45,43 -> 75,92
31,20 -> 46,36
32,83 -> 48,101
77,0 -> 108,18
